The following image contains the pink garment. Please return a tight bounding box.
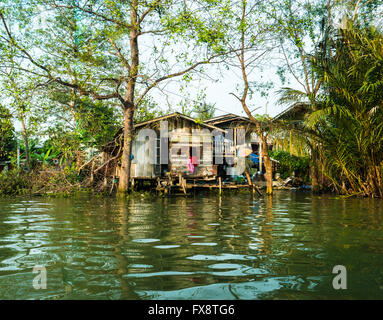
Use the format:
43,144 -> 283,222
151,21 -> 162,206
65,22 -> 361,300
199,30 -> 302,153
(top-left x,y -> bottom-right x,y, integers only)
191,155 -> 198,166
187,158 -> 195,173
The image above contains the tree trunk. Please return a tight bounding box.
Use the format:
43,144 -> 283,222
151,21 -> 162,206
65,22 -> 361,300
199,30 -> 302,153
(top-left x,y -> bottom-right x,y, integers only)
118,107 -> 134,192
311,167 -> 320,193
311,148 -> 320,193
261,134 -> 273,195
20,116 -> 31,172
118,1 -> 139,193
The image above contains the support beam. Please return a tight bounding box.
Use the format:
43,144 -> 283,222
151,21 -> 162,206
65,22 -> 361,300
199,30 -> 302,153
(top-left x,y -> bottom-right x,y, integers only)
259,140 -> 263,172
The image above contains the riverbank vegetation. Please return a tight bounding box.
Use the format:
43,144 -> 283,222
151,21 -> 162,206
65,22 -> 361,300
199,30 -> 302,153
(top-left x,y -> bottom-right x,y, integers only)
0,0 -> 382,197
313,25 -> 383,197
277,18 -> 383,197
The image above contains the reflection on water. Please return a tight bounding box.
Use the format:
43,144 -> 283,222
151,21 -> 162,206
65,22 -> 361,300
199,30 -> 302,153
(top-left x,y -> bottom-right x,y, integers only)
0,191 -> 383,299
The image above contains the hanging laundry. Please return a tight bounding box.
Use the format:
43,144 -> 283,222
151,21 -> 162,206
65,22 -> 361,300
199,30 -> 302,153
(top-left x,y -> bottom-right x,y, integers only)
187,157 -> 195,173
191,155 -> 198,167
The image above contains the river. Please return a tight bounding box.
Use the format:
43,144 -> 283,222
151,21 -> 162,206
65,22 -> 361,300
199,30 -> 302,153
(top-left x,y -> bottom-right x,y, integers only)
0,191 -> 383,299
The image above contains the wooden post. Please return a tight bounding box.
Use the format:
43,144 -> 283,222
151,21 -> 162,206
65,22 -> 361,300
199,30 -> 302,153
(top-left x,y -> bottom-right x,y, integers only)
245,169 -> 252,186
259,140 -> 263,172
255,185 -> 262,196
109,174 -> 116,195
166,173 -> 172,194
90,159 -> 95,185
245,169 -> 253,195
103,164 -> 109,190
181,177 -> 187,195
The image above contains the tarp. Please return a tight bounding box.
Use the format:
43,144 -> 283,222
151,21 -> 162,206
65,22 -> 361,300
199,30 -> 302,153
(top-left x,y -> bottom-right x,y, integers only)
249,153 -> 259,165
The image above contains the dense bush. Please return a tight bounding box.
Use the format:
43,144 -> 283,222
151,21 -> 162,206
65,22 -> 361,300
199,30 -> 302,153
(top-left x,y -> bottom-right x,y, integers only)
0,105 -> 16,162
270,150 -> 310,182
0,170 -> 29,195
0,168 -> 84,196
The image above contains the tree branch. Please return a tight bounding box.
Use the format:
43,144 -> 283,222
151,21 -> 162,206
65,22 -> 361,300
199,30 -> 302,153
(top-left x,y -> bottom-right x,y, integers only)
109,37 -> 131,72
139,0 -> 162,25
135,50 -> 232,107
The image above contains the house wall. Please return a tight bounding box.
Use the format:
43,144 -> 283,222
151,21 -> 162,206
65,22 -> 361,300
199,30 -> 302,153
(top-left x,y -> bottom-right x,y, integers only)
129,117 -> 217,178
206,121 -> 276,175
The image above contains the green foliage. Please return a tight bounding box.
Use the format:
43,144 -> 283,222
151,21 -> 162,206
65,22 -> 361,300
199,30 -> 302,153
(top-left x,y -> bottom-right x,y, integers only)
0,168 -> 83,197
308,23 -> 383,196
37,90 -> 121,166
135,97 -> 166,123
74,97 -> 121,147
31,147 -> 60,167
0,170 -> 28,195
193,102 -> 216,121
14,137 -> 45,169
0,105 -> 16,161
270,150 -> 310,181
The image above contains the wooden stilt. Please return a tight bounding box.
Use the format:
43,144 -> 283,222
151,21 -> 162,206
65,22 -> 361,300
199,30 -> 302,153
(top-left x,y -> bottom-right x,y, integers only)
102,159 -> 109,190
245,169 -> 253,195
109,174 -> 116,195
255,185 -> 262,196
181,177 -> 187,195
129,173 -> 264,196
245,169 -> 252,186
90,159 -> 95,185
168,174 -> 172,194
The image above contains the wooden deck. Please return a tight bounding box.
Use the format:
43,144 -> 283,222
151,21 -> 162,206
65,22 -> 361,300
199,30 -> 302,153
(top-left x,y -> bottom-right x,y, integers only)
131,174 -> 262,196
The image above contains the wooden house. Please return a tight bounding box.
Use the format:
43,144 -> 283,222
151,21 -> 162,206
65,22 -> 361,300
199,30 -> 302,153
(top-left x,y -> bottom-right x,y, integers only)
105,112 -> 226,180
273,102 -> 310,121
204,113 -> 275,174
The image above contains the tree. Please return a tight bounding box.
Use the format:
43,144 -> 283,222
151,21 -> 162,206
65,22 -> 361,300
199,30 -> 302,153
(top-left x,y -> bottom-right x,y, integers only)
42,84 -> 122,156
310,22 -> 383,197
0,0 -> 234,191
0,51 -> 39,172
273,0 -> 383,193
219,0 -> 276,194
272,0 -> 338,193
